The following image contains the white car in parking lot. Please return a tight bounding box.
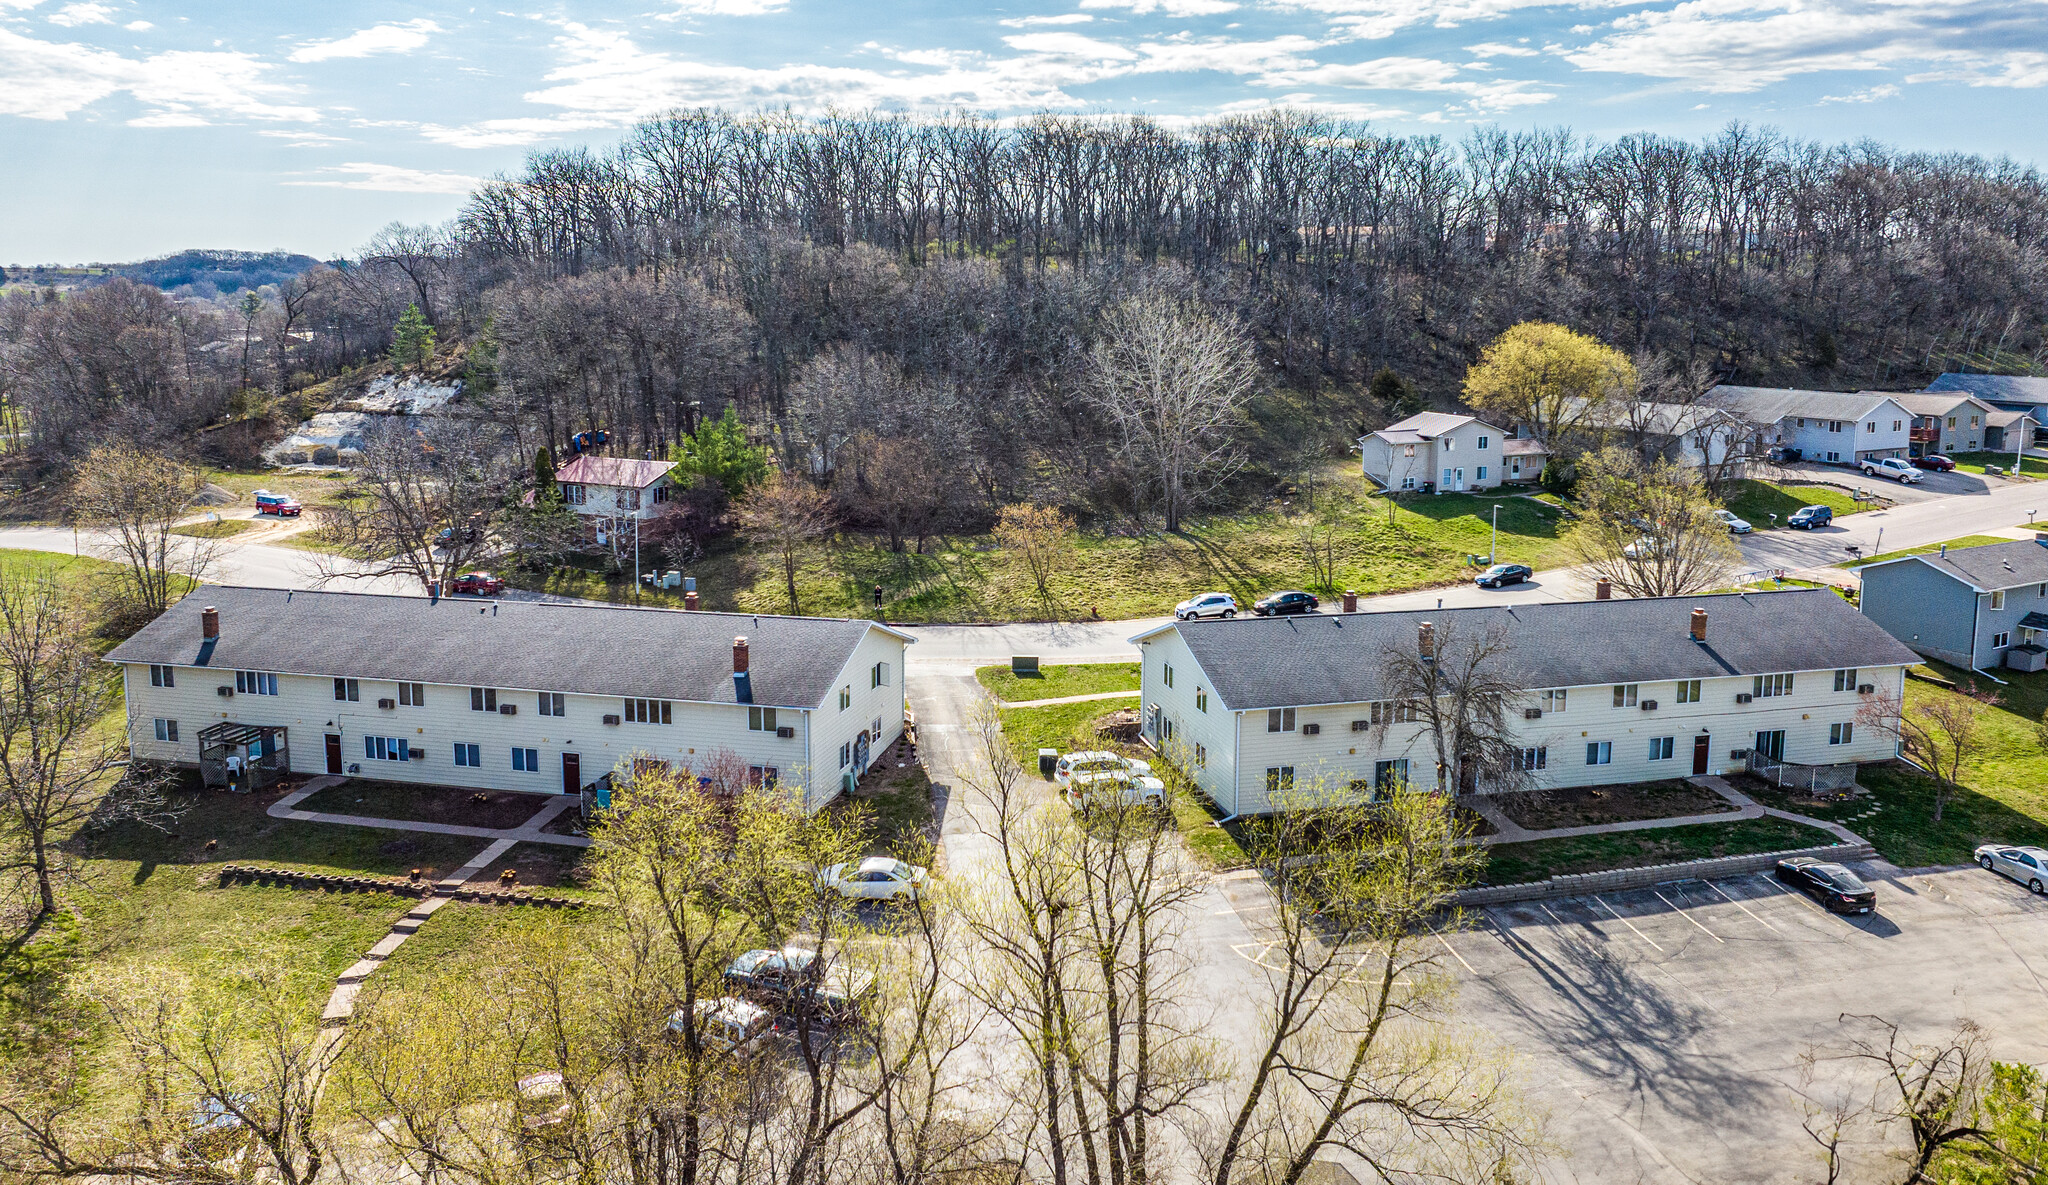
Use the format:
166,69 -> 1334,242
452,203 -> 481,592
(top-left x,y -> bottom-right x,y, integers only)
1976,843 -> 2048,893
1053,750 -> 1152,787
819,856 -> 928,901
1067,770 -> 1167,812
1713,509 -> 1752,534
1174,592 -> 1238,620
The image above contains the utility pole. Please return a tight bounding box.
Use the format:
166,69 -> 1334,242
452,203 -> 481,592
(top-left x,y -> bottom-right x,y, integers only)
1490,503 -> 1499,565
633,514 -> 641,603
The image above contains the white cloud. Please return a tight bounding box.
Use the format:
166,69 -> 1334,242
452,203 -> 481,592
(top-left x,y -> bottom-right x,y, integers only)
283,161 -> 481,194
45,2 -> 112,26
288,18 -> 442,64
0,27 -> 320,122
259,128 -> 348,144
123,19 -> 149,30
999,13 -> 1096,26
1260,52 -> 1555,108
1271,0 -> 1635,41
1001,31 -> 1141,59
657,0 -> 788,15
1819,81 -> 1898,102
1079,0 -> 1240,14
1465,40 -> 1537,56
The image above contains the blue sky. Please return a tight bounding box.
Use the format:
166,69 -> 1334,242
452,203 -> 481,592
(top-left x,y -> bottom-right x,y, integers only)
4,0 -> 2046,264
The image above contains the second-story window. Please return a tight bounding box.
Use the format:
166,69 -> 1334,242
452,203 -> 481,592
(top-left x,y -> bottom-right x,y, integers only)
1755,673 -> 1794,698
399,682 -> 425,706
625,698 -> 671,724
1542,689 -> 1567,712
1991,590 -> 2006,610
236,671 -> 278,695
563,483 -> 586,505
1675,680 -> 1700,704
1612,684 -> 1638,708
1833,668 -> 1859,692
538,692 -> 566,716
470,687 -> 498,711
1164,663 -> 1174,689
748,706 -> 778,732
149,664 -> 175,687
334,678 -> 359,702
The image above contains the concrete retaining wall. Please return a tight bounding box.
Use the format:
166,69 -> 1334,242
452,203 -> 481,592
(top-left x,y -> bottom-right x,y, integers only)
1452,841 -> 1878,906
218,864 -> 589,908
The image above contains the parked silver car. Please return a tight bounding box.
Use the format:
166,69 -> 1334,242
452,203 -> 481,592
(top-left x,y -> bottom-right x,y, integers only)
1976,843 -> 2048,893
1174,592 -> 1238,620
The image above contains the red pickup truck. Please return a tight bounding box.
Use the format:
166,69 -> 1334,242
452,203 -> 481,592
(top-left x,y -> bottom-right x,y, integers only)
449,572 -> 504,596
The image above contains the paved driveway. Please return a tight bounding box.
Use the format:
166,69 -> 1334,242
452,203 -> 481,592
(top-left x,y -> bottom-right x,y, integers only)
1444,861 -> 2048,1184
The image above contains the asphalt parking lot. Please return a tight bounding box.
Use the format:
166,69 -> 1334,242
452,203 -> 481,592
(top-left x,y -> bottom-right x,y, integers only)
1444,861 -> 2048,1184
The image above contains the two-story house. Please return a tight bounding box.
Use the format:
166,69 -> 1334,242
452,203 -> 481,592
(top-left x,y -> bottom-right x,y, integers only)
1859,535 -> 2048,671
555,456 -> 679,546
1699,386 -> 1913,465
106,587 -> 912,810
1358,412 -> 1544,492
1878,391 -> 1999,458
1131,589 -> 1914,816
1927,374 -> 2048,442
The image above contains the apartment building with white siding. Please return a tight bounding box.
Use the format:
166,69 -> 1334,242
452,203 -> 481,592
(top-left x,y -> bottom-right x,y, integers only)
1131,589 -> 1917,817
107,587 -> 911,810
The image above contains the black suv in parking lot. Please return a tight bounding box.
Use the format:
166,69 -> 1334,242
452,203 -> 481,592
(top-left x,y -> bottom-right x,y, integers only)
1787,505 -> 1833,530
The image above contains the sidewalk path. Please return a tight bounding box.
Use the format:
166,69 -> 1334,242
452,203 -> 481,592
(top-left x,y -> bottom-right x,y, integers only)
269,780 -> 591,848
1000,689 -> 1140,708
1463,775 -> 1871,849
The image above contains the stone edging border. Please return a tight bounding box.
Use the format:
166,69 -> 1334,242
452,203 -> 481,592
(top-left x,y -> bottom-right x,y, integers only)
217,864 -> 590,908
1452,840 -> 1878,906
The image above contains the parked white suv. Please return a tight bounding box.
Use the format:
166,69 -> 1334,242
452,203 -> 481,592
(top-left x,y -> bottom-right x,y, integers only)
1173,592 -> 1238,620
1067,770 -> 1167,812
1859,456 -> 1922,483
1054,750 -> 1153,787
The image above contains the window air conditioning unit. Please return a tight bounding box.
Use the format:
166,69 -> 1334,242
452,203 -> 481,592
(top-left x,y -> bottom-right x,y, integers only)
1351,719 -> 1371,732
216,686 -> 234,697
1524,708 -> 1542,719
1640,700 -> 1658,711
1301,722 -> 1321,736
1731,747 -> 1750,759
776,725 -> 795,739
1735,692 -> 1754,704
377,697 -> 396,710
602,713 -> 621,726
498,703 -> 517,715
1858,683 -> 1875,694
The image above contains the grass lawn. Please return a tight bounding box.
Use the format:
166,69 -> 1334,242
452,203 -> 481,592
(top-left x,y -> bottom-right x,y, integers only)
195,466 -> 347,509
976,662 -> 1141,703
1495,780 -> 1737,830
1840,534 -> 2012,568
831,756 -> 936,860
510,473 -> 1577,623
171,518 -> 256,539
1000,700 -> 1133,769
1478,816 -> 1845,885
1722,479 -> 1866,529
1947,452 -> 2048,478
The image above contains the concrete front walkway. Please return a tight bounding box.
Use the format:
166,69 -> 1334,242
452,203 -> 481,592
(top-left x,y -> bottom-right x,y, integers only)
270,777 -> 591,848
1000,689 -> 1141,708
1464,775 -> 1870,849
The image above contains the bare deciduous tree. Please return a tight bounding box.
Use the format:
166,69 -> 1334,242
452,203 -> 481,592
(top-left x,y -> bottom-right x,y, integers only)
1084,288 -> 1256,533
1859,687 -> 1987,823
69,443 -> 221,617
1377,616 -> 1530,795
991,503 -> 1075,619
1566,447 -> 1741,599
314,417 -> 517,594
734,473 -> 834,614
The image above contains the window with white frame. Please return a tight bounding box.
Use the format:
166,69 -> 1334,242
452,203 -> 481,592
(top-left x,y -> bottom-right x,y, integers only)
1833,668 -> 1859,692
1649,736 -> 1675,761
748,706 -> 778,732
625,698 -> 672,724
1612,684 -> 1638,708
149,664 -> 175,687
1196,687 -> 1208,712
1371,701 -> 1418,724
1477,466 -> 1488,480
1373,759 -> 1408,791
1443,437 -> 1455,451
364,736 -> 410,761
470,687 -> 498,711
538,692 -> 565,716
1163,663 -> 1174,689
511,747 -> 540,771
563,483 -> 586,505
1195,743 -> 1206,768
1267,707 -> 1297,732
1477,435 -> 1490,449
1829,722 -> 1854,745
1754,673 -> 1794,698
1993,631 -> 2011,649
1266,766 -> 1295,793
839,686 -> 851,710
872,716 -> 884,743
749,765 -> 779,787
334,678 -> 359,702
1675,679 -> 1701,704
454,743 -> 480,767
1542,689 -> 1567,712
153,718 -> 179,743
871,661 -> 890,688
1515,746 -> 1547,771
399,682 -> 425,707
236,671 -> 278,696
621,488 -> 641,511
1991,590 -> 2006,610
1585,741 -> 1612,765
839,742 -> 852,769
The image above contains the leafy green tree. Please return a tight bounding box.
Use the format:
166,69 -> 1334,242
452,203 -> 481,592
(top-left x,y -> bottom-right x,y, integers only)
670,405 -> 768,497
1463,321 -> 1635,447
1369,366 -> 1423,418
1942,1060 -> 2048,1183
533,446 -> 558,503
389,303 -> 436,370
464,317 -> 499,395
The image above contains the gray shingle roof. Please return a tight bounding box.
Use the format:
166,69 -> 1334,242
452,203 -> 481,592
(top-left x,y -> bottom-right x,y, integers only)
1145,589 -> 1917,711
1884,537 -> 2048,592
1871,391 -> 1996,419
1381,411 -> 1479,437
104,587 -> 900,708
1927,374 -> 2048,406
1702,385 -> 1902,424
555,456 -> 676,488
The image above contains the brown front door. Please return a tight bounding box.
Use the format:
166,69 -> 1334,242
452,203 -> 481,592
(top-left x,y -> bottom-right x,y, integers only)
562,752 -> 581,796
1692,734 -> 1710,776
324,734 -> 343,775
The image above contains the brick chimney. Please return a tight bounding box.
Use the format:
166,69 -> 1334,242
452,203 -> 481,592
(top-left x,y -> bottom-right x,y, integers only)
1595,577 -> 1611,600
1418,620 -> 1435,661
201,605 -> 219,640
684,591 -> 699,611
1342,589 -> 1358,613
1690,608 -> 1708,643
733,636 -> 750,673
733,635 -> 753,704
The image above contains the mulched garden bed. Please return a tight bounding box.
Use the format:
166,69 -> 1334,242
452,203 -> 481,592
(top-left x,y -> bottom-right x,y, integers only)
1493,779 -> 1736,831
298,779 -> 556,831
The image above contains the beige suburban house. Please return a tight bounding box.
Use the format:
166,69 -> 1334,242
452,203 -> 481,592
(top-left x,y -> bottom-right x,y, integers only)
1132,589 -> 1914,817
1875,390 -> 2000,457
1359,412 -> 1544,492
107,587 -> 912,811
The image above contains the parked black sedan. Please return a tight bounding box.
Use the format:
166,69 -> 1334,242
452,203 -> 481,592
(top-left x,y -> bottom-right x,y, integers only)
1776,856 -> 1877,914
1475,563 -> 1533,589
1252,590 -> 1319,616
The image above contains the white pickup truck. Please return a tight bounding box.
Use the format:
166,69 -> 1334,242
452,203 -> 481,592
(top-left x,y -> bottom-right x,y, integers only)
1858,456 -> 1922,483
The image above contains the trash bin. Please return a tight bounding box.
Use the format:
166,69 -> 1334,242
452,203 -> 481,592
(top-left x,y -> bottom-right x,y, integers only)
1038,748 -> 1059,778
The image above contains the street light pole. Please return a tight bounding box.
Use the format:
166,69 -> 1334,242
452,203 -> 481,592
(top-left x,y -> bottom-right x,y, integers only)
1490,503 -> 1499,565
633,514 -> 641,603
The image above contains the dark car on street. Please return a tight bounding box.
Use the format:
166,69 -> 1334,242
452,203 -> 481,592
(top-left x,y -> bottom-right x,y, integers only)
723,946 -> 874,1025
1252,590 -> 1319,617
1787,505 -> 1834,530
449,571 -> 504,596
1475,563 -> 1533,589
1776,856 -> 1877,914
1913,453 -> 1956,472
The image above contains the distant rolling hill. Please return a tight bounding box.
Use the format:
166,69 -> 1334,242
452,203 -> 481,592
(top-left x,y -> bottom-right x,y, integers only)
4,249 -> 328,296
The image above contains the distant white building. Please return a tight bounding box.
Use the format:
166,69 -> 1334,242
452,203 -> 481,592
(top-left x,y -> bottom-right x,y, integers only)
1359,412 -> 1545,492
555,456 -> 679,546
107,587 -> 911,811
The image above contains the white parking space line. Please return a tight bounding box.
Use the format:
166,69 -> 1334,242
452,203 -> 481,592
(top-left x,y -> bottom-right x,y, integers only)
1653,889 -> 1723,943
1593,895 -> 1665,953
1705,879 -> 1781,933
1429,920 -> 1477,975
